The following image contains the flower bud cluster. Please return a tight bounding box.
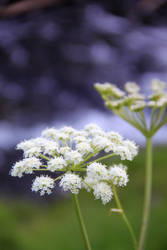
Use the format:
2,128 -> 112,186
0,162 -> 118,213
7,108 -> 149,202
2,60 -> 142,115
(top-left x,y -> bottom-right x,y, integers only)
10,124 -> 138,204
95,79 -> 167,112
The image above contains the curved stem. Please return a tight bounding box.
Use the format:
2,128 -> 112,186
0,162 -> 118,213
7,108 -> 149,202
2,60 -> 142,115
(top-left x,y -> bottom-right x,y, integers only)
72,194 -> 92,250
112,186 -> 137,250
138,137 -> 152,250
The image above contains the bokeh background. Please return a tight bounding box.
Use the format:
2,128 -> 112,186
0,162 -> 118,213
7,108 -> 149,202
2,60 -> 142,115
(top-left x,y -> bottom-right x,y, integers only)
0,0 -> 167,249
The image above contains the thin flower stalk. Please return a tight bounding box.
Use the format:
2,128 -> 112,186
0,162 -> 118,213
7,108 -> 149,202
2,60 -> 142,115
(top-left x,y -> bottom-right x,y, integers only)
72,194 -> 92,250
138,137 -> 152,250
112,186 -> 137,250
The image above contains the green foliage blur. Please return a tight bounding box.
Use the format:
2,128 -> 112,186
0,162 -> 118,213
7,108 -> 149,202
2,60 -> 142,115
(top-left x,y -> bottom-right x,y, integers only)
0,147 -> 167,250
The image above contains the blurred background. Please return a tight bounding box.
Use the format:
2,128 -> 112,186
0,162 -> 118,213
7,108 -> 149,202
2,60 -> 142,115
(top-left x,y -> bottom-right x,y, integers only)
0,0 -> 167,249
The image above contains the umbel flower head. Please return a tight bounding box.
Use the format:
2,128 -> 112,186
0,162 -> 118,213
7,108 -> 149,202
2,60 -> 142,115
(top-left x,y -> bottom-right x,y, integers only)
10,124 -> 138,205
95,79 -> 167,137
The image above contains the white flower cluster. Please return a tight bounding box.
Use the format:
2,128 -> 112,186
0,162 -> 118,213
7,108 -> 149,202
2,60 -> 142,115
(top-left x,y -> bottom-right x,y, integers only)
109,164 -> 128,187
95,79 -> 167,111
93,183 -> 113,205
59,173 -> 82,194
48,157 -> 67,171
11,157 -> 41,177
31,175 -> 54,196
10,124 -> 137,205
83,162 -> 128,204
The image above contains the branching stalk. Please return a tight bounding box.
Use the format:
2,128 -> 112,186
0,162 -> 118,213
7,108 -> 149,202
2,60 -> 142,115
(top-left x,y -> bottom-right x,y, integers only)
117,110 -> 146,135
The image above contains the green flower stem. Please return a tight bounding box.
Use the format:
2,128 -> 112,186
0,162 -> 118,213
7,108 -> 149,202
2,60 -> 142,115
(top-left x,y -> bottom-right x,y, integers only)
154,107 -> 164,125
39,154 -> 50,161
81,150 -> 100,164
74,168 -> 87,172
72,194 -> 92,250
33,169 -> 48,171
131,112 -> 143,128
153,107 -> 166,130
95,153 -> 116,163
150,108 -> 157,130
81,153 -> 115,168
54,176 -> 63,182
138,137 -> 152,250
33,168 -> 64,172
152,117 -> 167,135
112,186 -> 137,250
33,167 -> 86,173
139,111 -> 147,130
117,110 -> 146,135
